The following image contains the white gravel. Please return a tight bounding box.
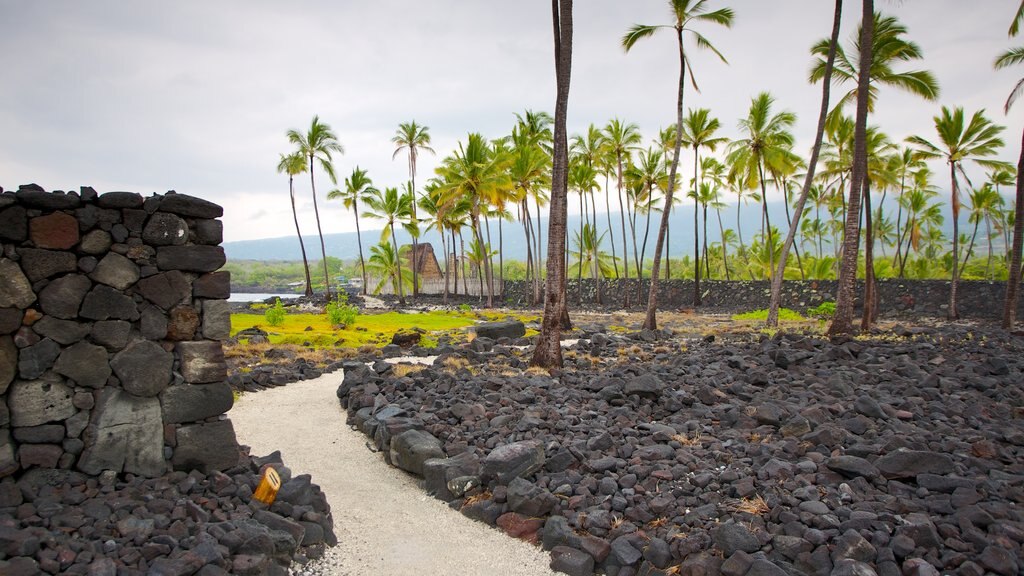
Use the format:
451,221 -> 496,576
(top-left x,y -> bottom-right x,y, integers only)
229,372 -> 560,576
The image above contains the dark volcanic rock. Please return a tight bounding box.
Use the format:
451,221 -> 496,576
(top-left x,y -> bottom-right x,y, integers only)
875,449 -> 954,479
158,193 -> 224,218
156,245 -> 226,272
472,320 -> 526,340
482,440 -> 545,485
389,429 -> 445,476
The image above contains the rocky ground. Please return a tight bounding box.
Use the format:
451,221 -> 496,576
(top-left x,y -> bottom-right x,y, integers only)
336,320 -> 1024,576
0,449 -> 336,575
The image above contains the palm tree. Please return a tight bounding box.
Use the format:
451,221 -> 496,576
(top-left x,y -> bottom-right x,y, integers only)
436,134 -> 512,308
822,8 -> 939,334
996,17 -> 1024,327
532,0 -> 572,369
367,241 -> 412,297
623,0 -> 734,331
726,92 -> 798,286
681,107 -> 726,305
963,184 -> 1005,277
392,121 -> 436,300
810,11 -> 939,119
363,186 -> 416,305
908,107 -> 1008,319
287,115 -> 344,300
276,152 -> 314,297
766,0 -> 842,327
602,118 -> 642,305
419,181 -> 452,303
327,167 -> 377,296
509,125 -> 552,304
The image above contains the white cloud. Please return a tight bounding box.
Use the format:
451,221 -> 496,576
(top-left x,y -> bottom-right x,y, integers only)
2,1 -> 1022,242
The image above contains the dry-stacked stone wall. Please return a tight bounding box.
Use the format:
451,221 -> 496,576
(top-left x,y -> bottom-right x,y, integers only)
0,184 -> 238,481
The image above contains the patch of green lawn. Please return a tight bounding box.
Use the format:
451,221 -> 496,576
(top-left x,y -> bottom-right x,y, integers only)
231,310 -> 484,348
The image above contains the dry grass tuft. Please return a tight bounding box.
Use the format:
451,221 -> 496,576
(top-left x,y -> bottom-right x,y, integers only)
461,490 -> 492,509
672,431 -> 702,446
392,364 -> 425,378
733,494 -> 770,515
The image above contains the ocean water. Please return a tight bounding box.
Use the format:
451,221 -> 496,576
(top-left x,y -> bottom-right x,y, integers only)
227,293 -> 300,303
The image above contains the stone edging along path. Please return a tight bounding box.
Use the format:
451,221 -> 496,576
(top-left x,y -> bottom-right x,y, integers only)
332,325 -> 1024,576
229,369 -> 559,576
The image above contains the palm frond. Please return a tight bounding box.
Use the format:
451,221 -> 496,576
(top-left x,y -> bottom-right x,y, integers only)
622,24 -> 664,51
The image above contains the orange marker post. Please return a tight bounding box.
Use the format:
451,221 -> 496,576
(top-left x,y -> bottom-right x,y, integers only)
252,467 -> 281,505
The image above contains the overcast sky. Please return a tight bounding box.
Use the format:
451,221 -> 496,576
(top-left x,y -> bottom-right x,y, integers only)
2,1 -> 1022,242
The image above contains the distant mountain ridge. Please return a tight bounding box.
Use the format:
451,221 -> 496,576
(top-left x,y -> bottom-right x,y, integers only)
222,200 -> 961,262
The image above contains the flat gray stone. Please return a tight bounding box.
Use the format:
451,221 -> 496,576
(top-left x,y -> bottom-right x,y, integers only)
140,304 -> 168,340
80,285 -> 139,321
156,246 -> 225,272
135,270 -> 191,310
160,381 -> 233,424
389,429 -> 445,476
192,219 -> 222,245
482,440 -> 545,485
176,341 -> 226,384
201,300 -> 230,341
157,194 -> 223,218
0,335 -> 17,395
0,430 -> 17,478
54,341 -> 111,388
0,259 -> 35,309
172,420 -> 239,473
32,316 -> 91,345
97,191 -> 143,208
8,373 -> 75,427
142,213 -> 189,246
79,229 -> 112,255
18,248 -> 77,282
90,320 -> 131,350
78,388 -> 163,477
38,274 -> 91,319
18,338 -> 60,379
193,272 -> 230,299
111,340 -> 172,397
0,205 -> 27,242
89,253 -> 140,290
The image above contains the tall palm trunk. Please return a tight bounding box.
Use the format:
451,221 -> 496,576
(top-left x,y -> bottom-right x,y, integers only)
605,172 -> 619,278
617,159 -> 631,307
591,187 -> 602,304
962,217 -> 981,272
1002,129 -> 1023,329
533,0 -> 573,368
390,225 -> 406,305
985,217 -> 994,279
308,159 -> 332,300
891,175 -> 907,269
577,192 -> 585,305
440,230 -> 449,304
352,204 -> 368,296
717,209 -> 730,280
861,179 -> 878,329
289,175 -> 314,297
498,216 -> 504,299
639,188 -> 654,303
534,195 -> 544,304
476,213 -> 494,307
829,0 -> 873,336
770,0 -> 839,327
949,164 -> 961,320
693,149 -> 701,305
757,163 -> 775,280
643,24 -> 685,330
702,203 -> 710,278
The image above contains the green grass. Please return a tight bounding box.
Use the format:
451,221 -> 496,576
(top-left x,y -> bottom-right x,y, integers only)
731,308 -> 806,322
231,310 -> 486,348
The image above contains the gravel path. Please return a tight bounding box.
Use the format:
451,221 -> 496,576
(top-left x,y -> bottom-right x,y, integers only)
229,372 -> 559,576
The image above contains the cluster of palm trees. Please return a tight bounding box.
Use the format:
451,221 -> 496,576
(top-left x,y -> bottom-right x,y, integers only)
277,1 -> 1024,350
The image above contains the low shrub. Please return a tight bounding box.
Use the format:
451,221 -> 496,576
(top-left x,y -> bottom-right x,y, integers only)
807,301 -> 836,319
326,293 -> 359,327
264,299 -> 286,326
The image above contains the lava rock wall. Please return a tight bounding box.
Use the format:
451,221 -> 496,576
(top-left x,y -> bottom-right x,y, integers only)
0,185 -> 238,480
505,278 -> 1024,318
